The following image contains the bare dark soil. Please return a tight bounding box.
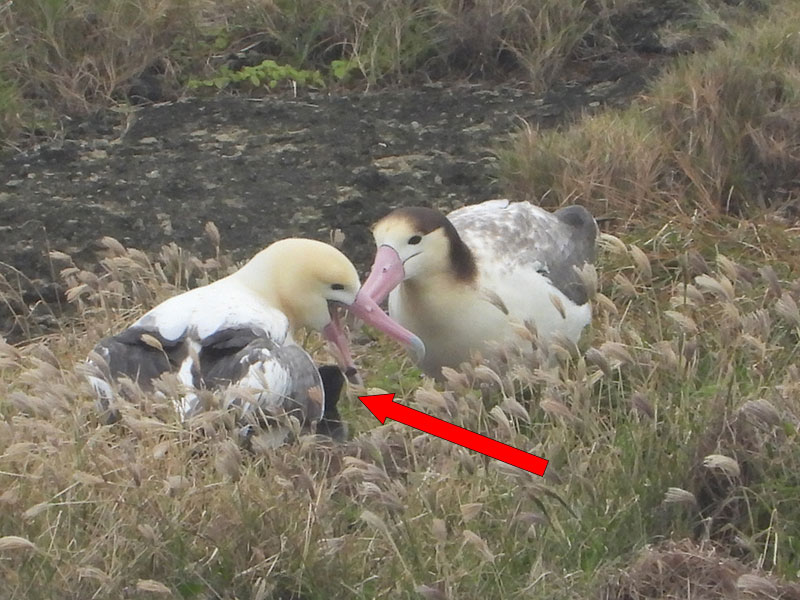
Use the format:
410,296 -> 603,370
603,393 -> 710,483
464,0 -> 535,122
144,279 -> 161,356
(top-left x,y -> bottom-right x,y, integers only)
1,56 -> 662,340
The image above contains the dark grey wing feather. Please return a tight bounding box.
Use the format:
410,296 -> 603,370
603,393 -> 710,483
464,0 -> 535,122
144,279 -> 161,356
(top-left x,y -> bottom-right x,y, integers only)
198,327 -> 272,383
95,327 -> 184,387
86,326 -> 187,422
201,330 -> 325,428
88,322 -> 341,436
548,205 -> 598,305
449,200 -> 598,305
269,344 -> 326,425
89,327 -> 187,395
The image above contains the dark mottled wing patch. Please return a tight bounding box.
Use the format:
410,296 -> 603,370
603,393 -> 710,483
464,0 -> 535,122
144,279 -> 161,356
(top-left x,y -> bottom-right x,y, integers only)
203,336 -> 325,426
92,326 -> 187,392
198,327 -> 273,384
89,321 -> 344,436
268,344 -> 326,424
449,200 -> 598,305
549,205 -> 598,304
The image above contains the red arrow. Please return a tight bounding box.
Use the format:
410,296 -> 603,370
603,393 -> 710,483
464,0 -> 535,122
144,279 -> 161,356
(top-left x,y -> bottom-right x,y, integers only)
359,393 -> 548,477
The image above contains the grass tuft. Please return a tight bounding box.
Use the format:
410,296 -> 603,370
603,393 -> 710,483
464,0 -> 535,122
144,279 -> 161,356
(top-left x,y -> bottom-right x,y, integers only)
0,0 -> 762,146
2,212 -> 800,597
500,0 -> 800,218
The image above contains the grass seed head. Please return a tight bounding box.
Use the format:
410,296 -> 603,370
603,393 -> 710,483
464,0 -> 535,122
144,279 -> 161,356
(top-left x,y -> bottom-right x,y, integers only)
599,233 -> 628,254
215,439 -> 242,481
594,292 -> 619,316
739,334 -> 768,361
431,518 -> 448,543
135,579 -> 172,595
703,454 -> 741,478
716,254 -> 742,284
630,391 -> 655,419
99,236 -> 128,257
663,487 -> 697,506
549,293 -> 567,319
774,292 -> 800,327
683,283 -> 707,306
22,502 -> 49,520
204,221 -> 221,248
758,265 -> 782,298
736,573 -> 778,596
694,274 -> 735,302
462,530 -> 495,563
76,566 -> 110,583
738,399 -> 781,427
575,262 -> 598,300
0,535 -> 36,552
599,341 -> 635,367
664,310 -> 699,335
48,250 -> 74,263
330,228 -> 346,248
489,405 -> 514,437
360,509 -> 391,537
73,470 -> 105,486
740,308 -> 772,339
415,583 -> 449,600
629,244 -> 653,281
500,396 -> 531,423
137,524 -> 159,544
163,475 -> 191,495
441,366 -> 470,391
540,396 -> 575,422
613,273 -> 638,298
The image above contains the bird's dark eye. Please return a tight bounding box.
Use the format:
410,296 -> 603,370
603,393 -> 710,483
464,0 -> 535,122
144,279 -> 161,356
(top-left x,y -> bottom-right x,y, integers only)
408,235 -> 422,245
331,283 -> 345,291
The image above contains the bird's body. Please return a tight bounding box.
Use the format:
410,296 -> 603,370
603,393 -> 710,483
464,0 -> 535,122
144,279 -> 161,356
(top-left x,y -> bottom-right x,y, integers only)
88,278 -> 325,423
86,238 -> 423,436
358,200 -> 597,377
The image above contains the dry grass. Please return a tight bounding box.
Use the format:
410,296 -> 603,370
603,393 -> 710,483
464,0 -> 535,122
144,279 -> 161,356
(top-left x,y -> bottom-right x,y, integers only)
605,539 -> 800,600
2,210 -> 800,598
500,0 -> 800,220
3,1 -> 800,598
0,0 -> 751,147
0,0 -> 200,145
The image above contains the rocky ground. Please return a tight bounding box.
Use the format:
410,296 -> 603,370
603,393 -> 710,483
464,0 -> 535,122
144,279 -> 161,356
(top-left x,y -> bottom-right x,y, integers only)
0,55 -> 660,340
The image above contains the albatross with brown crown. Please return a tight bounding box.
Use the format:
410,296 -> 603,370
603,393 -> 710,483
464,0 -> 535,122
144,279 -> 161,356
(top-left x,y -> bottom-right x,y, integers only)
356,199 -> 598,378
85,238 -> 424,438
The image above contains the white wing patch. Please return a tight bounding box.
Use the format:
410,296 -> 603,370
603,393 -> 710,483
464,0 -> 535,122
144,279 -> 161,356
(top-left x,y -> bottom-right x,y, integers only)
236,356 -> 293,414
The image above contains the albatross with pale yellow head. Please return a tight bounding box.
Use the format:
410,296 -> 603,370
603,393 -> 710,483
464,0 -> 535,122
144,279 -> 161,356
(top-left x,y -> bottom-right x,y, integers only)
86,238 -> 424,436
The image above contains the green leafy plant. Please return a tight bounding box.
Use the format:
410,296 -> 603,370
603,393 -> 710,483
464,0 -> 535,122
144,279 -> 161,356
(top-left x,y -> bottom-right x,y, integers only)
330,57 -> 360,82
188,59 -> 325,91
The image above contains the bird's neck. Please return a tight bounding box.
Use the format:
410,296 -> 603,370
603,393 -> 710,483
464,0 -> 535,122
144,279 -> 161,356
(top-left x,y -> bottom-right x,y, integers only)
224,256 -> 283,310
399,271 -> 474,315
446,231 -> 478,283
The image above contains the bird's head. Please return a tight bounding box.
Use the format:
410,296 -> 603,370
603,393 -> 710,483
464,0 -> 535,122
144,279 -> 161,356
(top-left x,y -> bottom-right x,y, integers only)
356,207 -> 475,306
236,238 -> 425,380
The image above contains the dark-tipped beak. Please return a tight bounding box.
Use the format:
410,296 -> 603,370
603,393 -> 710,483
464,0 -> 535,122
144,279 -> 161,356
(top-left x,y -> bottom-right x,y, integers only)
322,304 -> 363,385
348,294 -> 425,362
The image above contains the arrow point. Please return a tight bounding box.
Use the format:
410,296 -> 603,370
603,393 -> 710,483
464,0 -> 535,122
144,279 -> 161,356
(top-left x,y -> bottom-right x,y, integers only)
358,393 -> 396,424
